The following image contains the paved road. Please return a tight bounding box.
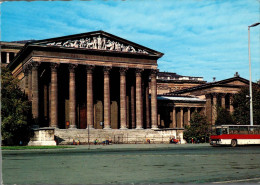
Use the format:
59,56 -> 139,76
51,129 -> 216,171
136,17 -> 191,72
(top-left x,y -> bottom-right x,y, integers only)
2,144 -> 260,184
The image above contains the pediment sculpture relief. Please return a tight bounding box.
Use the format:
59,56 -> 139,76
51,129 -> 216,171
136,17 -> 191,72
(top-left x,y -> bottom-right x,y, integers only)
46,35 -> 149,54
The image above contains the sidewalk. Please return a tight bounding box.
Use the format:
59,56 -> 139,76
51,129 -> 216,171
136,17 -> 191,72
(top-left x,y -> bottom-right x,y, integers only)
68,143 -> 209,150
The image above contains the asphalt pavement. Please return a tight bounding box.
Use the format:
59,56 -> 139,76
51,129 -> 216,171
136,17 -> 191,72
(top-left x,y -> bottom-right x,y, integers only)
2,143 -> 260,184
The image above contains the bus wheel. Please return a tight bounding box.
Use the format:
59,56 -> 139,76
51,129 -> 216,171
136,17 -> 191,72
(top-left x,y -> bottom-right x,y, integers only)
231,139 -> 237,147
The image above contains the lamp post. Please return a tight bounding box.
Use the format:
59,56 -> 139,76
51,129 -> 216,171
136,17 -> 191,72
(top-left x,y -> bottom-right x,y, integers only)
248,22 -> 260,126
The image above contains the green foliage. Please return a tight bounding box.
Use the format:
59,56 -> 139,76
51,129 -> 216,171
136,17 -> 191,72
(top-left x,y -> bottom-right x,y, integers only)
215,107 -> 235,125
1,67 -> 33,145
184,112 -> 210,143
232,86 -> 260,125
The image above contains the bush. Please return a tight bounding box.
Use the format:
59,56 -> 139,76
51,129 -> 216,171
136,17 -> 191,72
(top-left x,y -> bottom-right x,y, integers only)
184,112 -> 210,143
215,107 -> 235,125
1,67 -> 33,145
232,86 -> 260,125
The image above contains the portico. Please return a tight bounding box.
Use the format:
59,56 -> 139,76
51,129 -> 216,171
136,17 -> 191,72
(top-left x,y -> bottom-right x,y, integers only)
9,31 -> 163,130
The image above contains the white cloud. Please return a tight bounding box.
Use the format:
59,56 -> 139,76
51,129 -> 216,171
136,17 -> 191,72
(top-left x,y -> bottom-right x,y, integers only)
1,0 -> 259,81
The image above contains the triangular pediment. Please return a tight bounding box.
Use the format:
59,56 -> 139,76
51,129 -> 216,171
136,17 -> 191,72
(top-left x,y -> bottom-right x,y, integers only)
222,80 -> 248,86
169,76 -> 253,95
217,76 -> 249,86
30,31 -> 163,57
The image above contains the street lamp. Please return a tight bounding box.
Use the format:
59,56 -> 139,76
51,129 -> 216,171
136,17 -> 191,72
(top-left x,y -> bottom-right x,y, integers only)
248,22 -> 260,126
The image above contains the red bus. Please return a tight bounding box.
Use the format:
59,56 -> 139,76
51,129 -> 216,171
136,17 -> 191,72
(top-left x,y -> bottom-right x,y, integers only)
210,125 -> 260,147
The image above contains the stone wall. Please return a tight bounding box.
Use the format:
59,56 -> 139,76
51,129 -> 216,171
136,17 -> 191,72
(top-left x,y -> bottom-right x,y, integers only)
55,129 -> 185,145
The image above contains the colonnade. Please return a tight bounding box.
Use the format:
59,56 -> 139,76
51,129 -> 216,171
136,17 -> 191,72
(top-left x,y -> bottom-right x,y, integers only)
2,52 -> 17,64
171,107 -> 202,128
205,93 -> 234,124
22,62 -> 158,129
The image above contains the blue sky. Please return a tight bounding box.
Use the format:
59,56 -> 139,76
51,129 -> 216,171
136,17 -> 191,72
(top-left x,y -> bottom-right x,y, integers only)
1,0 -> 259,82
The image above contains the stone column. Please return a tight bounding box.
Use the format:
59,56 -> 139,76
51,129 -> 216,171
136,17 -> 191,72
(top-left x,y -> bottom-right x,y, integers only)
120,67 -> 128,129
131,83 -> 135,129
31,62 -> 40,125
86,65 -> 95,129
180,107 -> 184,128
212,93 -> 217,125
50,63 -> 59,128
136,68 -> 143,129
69,64 -> 77,129
22,65 -> 29,96
187,107 -> 191,126
103,66 -> 112,129
28,64 -> 32,101
151,69 -> 158,129
172,107 -> 176,128
6,52 -> 10,64
205,94 -> 212,124
158,114 -> 161,127
221,93 -> 226,109
145,76 -> 150,129
230,94 -> 234,114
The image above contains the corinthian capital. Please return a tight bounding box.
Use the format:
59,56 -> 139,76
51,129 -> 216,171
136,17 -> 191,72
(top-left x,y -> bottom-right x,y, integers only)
103,66 -> 112,75
50,63 -> 60,72
150,69 -> 159,77
22,64 -> 29,75
119,67 -> 128,75
86,65 -> 95,74
31,62 -> 41,69
135,68 -> 144,77
68,64 -> 78,72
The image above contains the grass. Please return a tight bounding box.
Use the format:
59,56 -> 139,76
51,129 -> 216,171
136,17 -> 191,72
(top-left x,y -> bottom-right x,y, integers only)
1,145 -> 74,150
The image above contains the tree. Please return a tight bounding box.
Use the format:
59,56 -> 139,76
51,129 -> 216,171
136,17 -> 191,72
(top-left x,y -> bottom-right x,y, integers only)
232,86 -> 260,125
1,67 -> 33,145
184,112 -> 210,143
215,107 -> 235,125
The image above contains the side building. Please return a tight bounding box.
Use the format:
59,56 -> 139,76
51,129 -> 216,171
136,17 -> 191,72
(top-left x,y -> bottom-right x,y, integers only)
161,73 -> 257,127
156,72 -> 206,95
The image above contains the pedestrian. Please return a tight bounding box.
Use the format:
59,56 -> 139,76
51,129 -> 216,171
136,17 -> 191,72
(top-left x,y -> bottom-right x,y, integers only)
191,138 -> 194,144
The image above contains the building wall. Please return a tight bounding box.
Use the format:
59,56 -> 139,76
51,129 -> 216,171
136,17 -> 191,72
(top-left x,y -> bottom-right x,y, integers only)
156,81 -> 206,95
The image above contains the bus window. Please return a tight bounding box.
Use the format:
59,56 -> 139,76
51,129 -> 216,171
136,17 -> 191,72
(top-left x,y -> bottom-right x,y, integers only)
222,128 -> 228,134
216,128 -> 222,135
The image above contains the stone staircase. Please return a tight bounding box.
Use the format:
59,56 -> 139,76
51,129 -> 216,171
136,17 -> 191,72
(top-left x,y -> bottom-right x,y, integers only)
55,129 -> 184,145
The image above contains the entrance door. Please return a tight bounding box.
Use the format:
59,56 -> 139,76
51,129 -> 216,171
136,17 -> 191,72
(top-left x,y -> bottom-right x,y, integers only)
80,106 -> 87,129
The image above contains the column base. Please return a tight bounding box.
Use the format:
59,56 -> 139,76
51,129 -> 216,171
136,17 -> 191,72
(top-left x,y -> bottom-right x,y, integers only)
50,125 -> 58,129
151,126 -> 158,130
69,125 -> 77,129
135,127 -> 143,130
103,126 -> 111,129
120,127 -> 128,130
86,125 -> 95,129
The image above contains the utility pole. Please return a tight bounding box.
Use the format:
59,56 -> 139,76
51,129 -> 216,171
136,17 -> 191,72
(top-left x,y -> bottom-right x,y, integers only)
248,22 -> 260,126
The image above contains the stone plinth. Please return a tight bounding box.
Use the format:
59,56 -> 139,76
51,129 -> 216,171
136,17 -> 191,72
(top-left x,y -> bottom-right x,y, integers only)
54,128 -> 185,145
28,128 -> 56,146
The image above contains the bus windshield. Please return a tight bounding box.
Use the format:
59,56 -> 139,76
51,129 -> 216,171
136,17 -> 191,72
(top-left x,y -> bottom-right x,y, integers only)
212,126 -> 228,135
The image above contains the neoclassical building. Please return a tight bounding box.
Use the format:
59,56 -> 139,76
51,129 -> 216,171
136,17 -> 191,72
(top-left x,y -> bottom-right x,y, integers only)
2,31 -> 258,145
165,73 -> 255,125
7,31 -> 164,130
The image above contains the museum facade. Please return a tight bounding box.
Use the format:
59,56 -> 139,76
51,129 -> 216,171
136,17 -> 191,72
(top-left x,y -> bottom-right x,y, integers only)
6,31 -> 164,130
